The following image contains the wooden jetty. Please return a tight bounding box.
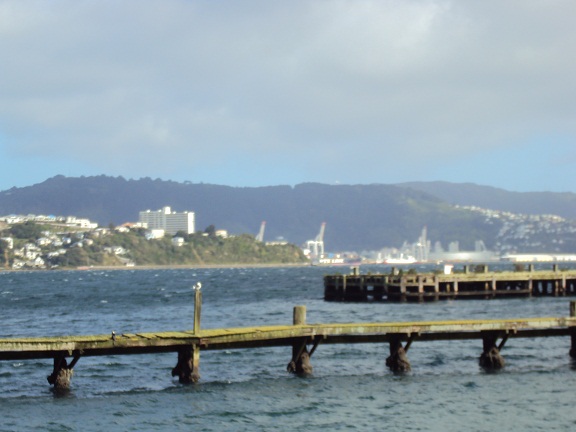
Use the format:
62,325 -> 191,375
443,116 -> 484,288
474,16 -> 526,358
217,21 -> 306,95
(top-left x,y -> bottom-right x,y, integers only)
324,264 -> 576,302
1,288 -> 576,390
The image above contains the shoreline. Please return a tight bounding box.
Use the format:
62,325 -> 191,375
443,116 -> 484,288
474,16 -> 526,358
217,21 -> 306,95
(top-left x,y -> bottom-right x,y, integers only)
0,262 -> 314,273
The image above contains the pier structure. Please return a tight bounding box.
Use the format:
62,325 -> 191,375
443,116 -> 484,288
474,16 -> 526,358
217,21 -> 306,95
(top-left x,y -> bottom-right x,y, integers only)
324,265 -> 576,302
1,293 -> 576,391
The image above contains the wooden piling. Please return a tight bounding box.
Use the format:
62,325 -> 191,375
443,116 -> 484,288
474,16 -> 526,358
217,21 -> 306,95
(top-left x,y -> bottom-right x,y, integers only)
46,352 -> 80,391
570,301 -> 576,359
479,332 -> 505,370
171,345 -> 200,384
47,355 -> 73,391
171,283 -> 202,383
385,337 -> 411,372
293,305 -> 306,326
288,306 -> 313,375
193,284 -> 202,334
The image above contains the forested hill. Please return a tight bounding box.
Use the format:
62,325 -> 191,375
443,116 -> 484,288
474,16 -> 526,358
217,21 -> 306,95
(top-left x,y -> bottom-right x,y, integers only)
400,181 -> 576,219
1,175 -> 575,252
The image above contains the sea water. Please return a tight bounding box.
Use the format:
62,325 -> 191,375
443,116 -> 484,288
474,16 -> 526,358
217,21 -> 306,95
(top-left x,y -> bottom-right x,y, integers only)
1,266 -> 575,431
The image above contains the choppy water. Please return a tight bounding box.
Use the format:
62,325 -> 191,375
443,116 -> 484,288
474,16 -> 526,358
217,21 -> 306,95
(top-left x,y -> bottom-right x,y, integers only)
1,265 -> 576,431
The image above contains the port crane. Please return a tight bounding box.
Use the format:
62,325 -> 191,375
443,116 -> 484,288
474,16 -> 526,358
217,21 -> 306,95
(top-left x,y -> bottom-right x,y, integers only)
255,221 -> 266,242
306,222 -> 326,258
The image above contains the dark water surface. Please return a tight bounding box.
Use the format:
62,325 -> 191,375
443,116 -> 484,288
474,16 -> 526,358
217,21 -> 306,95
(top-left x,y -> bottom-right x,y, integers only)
1,266 -> 575,431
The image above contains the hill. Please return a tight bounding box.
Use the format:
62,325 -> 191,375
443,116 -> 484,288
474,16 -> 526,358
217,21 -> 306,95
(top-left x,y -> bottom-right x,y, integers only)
1,175 -> 576,254
399,181 -> 576,219
0,223 -> 307,269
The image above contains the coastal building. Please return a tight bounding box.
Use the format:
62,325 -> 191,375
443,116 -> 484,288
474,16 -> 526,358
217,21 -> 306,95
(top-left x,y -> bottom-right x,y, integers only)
215,229 -> 228,238
145,229 -> 166,240
172,237 -> 185,247
65,216 -> 98,229
138,206 -> 195,235
1,237 -> 13,249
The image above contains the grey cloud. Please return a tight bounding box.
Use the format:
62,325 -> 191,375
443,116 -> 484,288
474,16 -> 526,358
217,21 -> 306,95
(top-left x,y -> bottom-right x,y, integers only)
0,0 -> 575,185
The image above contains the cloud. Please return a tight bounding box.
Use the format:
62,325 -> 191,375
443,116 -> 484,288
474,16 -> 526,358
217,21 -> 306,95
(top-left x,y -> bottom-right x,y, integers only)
0,0 -> 575,188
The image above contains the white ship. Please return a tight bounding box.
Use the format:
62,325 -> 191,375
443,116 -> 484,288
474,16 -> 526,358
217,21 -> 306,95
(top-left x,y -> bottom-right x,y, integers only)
384,254 -> 417,265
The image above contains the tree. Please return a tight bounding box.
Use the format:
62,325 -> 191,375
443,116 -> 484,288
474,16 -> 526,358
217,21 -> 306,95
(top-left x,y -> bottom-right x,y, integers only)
9,222 -> 44,241
61,247 -> 89,267
174,230 -> 190,240
0,239 -> 9,267
204,225 -> 216,237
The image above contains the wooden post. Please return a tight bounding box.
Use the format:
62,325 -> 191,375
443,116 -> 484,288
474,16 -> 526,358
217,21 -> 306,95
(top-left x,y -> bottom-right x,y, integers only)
400,276 -> 407,302
193,285 -> 202,334
293,305 -> 306,325
386,336 -> 411,372
570,301 -> 576,359
171,283 -> 202,384
433,276 -> 439,301
418,275 -> 424,302
47,353 -> 80,392
487,278 -> 496,299
172,345 -> 200,384
479,332 -> 505,369
288,306 -> 313,375
554,280 -> 560,297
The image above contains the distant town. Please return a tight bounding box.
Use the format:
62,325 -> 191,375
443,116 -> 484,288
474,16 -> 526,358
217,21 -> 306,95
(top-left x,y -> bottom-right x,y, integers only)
2,203 -> 576,270
368,206 -> 576,265
0,206 -> 264,269
295,205 -> 576,266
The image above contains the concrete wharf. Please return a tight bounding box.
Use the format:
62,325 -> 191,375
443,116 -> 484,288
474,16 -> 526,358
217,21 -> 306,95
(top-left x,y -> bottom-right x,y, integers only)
1,287 -> 576,391
324,264 -> 576,302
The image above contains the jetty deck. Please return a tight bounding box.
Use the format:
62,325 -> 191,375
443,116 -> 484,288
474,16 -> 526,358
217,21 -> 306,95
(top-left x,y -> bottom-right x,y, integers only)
1,289 -> 576,390
2,316 -> 575,360
324,265 -> 576,302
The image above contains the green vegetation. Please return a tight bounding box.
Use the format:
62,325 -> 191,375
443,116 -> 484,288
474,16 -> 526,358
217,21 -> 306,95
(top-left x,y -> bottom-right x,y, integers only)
0,240 -> 8,268
0,222 -> 309,269
8,221 -> 46,241
95,231 -> 307,267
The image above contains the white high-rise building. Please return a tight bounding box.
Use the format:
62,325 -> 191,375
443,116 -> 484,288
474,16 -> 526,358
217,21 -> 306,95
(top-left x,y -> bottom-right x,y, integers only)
138,206 -> 195,235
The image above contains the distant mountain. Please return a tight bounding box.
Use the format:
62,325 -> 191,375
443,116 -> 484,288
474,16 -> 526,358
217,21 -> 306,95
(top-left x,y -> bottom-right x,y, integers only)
399,181 -> 576,219
1,176 -> 575,253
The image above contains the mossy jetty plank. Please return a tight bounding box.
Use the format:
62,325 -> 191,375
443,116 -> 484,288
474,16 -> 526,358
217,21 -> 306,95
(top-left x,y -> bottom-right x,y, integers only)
1,316 -> 575,360
1,301 -> 576,391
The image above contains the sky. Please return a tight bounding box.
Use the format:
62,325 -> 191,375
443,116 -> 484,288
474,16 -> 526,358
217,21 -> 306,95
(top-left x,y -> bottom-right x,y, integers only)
0,0 -> 575,193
